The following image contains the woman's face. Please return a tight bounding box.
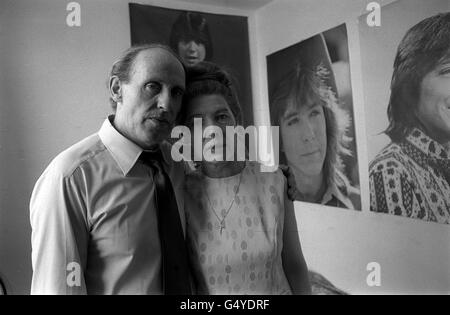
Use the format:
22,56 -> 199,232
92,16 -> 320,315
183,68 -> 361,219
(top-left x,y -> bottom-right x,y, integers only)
416,59 -> 450,144
280,99 -> 327,177
177,40 -> 206,66
185,94 -> 236,161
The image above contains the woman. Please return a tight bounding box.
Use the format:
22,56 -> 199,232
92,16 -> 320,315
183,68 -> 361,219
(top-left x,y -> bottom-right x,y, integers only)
269,34 -> 360,210
179,62 -> 311,295
169,11 -> 213,67
369,13 -> 450,224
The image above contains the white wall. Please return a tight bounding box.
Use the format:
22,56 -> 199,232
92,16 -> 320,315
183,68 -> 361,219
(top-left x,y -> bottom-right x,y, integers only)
0,0 -> 448,295
253,0 -> 450,294
0,0 -> 253,295
0,0 -> 130,294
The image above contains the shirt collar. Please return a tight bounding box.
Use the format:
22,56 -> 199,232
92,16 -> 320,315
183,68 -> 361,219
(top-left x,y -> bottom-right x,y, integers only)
406,128 -> 449,161
98,116 -> 144,176
321,181 -> 354,210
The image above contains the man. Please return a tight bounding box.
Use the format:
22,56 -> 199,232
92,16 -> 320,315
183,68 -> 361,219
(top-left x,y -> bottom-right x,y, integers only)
268,34 -> 360,210
30,44 -> 192,294
369,13 -> 450,223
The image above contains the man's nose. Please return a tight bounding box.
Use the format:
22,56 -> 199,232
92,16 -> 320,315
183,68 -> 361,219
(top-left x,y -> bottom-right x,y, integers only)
186,41 -> 198,51
301,121 -> 316,143
156,88 -> 174,116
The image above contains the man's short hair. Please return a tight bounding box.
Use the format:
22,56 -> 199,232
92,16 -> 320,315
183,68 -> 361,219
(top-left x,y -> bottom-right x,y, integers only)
386,12 -> 450,142
107,44 -> 185,111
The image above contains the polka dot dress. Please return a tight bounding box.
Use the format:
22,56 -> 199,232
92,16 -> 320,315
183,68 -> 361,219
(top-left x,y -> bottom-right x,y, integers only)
184,161 -> 292,295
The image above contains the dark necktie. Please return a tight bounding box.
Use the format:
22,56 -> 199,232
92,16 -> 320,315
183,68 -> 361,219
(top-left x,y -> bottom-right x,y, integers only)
140,150 -> 192,295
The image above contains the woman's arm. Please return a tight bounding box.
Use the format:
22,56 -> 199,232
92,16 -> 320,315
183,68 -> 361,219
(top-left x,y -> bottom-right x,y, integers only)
281,197 -> 312,295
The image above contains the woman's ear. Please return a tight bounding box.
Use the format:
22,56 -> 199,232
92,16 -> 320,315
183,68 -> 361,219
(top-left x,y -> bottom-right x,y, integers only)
109,76 -> 122,105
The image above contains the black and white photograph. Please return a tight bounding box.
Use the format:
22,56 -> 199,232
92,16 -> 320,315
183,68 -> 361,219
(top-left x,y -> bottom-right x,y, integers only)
359,0 -> 450,224
267,25 -> 362,210
0,0 -> 449,298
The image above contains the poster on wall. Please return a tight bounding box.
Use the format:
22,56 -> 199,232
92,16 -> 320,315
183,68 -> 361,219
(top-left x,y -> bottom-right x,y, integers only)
267,24 -> 361,210
359,0 -> 450,224
129,3 -> 254,127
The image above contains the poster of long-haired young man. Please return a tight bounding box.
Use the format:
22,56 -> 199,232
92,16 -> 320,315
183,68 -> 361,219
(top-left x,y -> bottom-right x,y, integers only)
360,0 -> 450,224
267,26 -> 362,210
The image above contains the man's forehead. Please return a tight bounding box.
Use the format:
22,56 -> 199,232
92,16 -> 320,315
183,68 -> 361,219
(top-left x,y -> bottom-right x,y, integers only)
282,106 -> 300,120
282,99 -> 319,118
131,47 -> 185,83
137,46 -> 179,62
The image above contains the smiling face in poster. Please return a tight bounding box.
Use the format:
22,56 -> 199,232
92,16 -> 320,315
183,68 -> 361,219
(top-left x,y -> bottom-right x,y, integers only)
416,57 -> 450,144
367,11 -> 450,224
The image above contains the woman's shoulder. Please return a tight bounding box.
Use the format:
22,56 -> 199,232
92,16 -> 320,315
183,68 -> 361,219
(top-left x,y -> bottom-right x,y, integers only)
243,162 -> 287,200
245,161 -> 285,183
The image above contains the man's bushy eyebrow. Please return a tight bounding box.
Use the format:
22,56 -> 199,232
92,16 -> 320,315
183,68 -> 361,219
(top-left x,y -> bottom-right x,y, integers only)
215,108 -> 231,114
282,112 -> 297,121
281,97 -> 323,120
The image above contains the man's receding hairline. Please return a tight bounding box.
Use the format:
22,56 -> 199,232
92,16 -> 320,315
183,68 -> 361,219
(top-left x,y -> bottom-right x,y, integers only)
122,45 -> 185,83
131,45 -> 185,75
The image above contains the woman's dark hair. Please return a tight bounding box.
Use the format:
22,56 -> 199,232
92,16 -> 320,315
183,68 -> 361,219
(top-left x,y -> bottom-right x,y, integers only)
169,11 -> 213,60
180,61 -> 242,125
107,43 -> 184,111
386,12 -> 450,142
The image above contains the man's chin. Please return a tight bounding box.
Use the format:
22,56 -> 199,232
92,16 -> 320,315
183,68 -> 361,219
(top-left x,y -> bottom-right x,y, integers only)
294,162 -> 324,177
432,106 -> 450,140
441,109 -> 450,133
436,126 -> 450,143
145,119 -> 171,133
140,131 -> 170,149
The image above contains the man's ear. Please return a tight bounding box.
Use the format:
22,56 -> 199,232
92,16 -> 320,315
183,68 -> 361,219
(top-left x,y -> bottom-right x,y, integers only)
109,76 -> 122,105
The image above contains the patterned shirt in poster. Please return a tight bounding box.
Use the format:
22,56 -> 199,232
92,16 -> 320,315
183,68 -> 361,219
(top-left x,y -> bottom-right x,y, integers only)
369,128 -> 450,224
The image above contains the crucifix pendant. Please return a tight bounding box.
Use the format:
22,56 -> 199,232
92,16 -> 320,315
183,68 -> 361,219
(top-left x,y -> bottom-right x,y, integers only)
220,220 -> 226,235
